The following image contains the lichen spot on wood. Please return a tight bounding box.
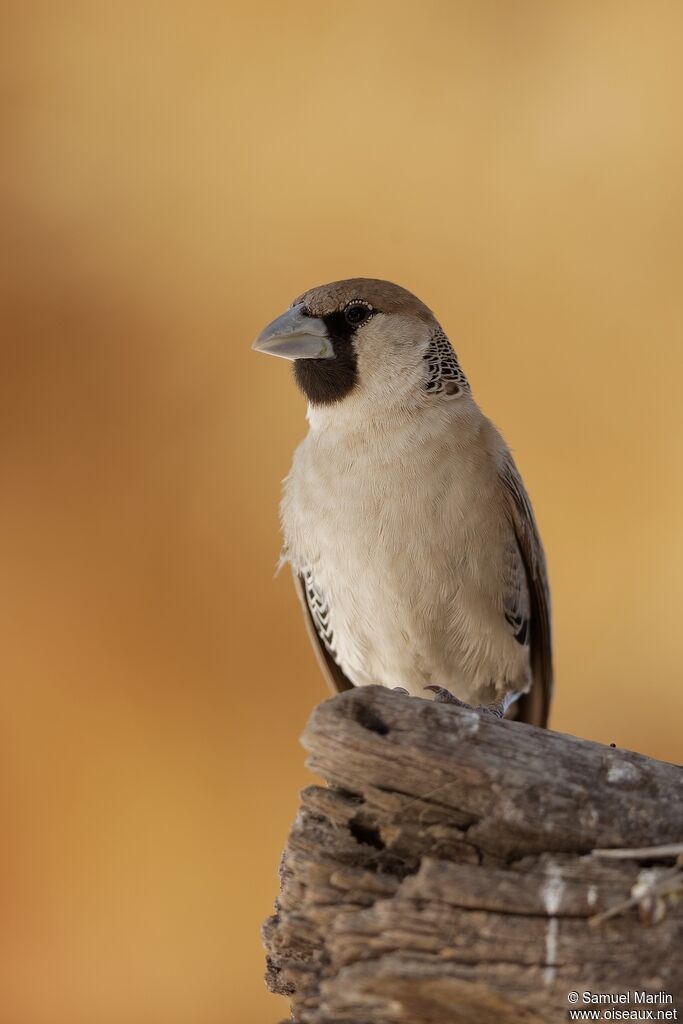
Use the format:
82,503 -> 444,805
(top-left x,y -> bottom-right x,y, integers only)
542,863 -> 565,986
607,759 -> 642,786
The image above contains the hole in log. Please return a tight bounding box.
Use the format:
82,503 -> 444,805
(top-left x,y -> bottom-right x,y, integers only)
351,703 -> 390,735
348,816 -> 386,850
331,787 -> 365,805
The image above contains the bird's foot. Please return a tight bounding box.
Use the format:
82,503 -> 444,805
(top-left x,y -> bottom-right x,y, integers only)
392,686 -> 410,695
424,686 -> 505,719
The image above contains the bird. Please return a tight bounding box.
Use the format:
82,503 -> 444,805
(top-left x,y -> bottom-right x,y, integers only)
252,278 -> 552,726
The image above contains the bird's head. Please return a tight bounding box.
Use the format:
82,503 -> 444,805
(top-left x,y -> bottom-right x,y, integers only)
252,278 -> 465,413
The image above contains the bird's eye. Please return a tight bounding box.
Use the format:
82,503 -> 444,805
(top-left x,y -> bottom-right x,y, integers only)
344,303 -> 372,326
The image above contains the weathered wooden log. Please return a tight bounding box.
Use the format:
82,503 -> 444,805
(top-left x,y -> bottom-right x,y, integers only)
264,686 -> 682,1023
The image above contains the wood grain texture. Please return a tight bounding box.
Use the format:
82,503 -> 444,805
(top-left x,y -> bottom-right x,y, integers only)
264,687 -> 683,1023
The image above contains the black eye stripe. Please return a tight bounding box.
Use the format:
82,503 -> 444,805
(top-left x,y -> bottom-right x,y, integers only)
322,310 -> 356,345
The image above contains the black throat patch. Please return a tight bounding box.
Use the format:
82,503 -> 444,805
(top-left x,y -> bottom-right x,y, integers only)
293,311 -> 359,405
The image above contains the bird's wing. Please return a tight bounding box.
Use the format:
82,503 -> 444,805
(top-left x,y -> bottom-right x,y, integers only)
503,537 -> 531,649
498,449 -> 553,727
293,569 -> 353,695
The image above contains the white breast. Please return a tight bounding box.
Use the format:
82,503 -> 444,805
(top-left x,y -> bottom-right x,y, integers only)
281,397 -> 529,703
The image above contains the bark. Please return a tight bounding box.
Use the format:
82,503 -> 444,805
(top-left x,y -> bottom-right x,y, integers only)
263,686 -> 683,1024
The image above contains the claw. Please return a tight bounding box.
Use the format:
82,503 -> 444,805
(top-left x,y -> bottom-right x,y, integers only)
425,686 -> 506,719
424,685 -> 469,707
480,702 -> 506,719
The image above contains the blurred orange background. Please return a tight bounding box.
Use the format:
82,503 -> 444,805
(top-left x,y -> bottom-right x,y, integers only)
1,2 -> 682,1022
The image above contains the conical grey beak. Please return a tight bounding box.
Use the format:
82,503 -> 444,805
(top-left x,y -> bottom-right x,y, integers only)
252,305 -> 334,361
